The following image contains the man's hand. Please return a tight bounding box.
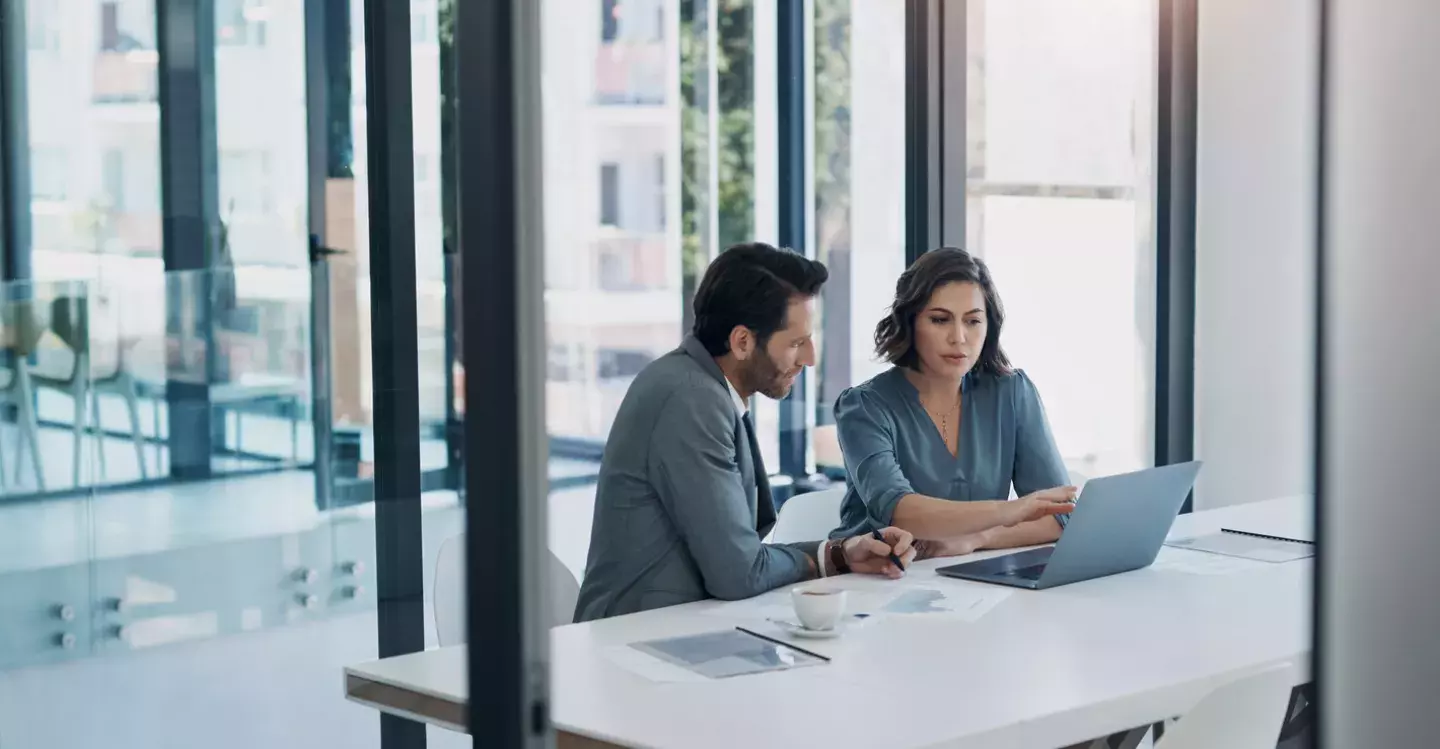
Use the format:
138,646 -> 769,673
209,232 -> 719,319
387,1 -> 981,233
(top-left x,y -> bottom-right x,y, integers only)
841,527 -> 917,579
1001,486 -> 1077,527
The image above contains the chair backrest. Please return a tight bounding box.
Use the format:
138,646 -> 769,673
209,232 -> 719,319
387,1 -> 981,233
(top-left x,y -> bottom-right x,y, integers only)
768,487 -> 846,544
433,534 -> 581,647
433,534 -> 466,647
50,296 -> 89,354
1,300 -> 45,357
1158,664 -> 1292,749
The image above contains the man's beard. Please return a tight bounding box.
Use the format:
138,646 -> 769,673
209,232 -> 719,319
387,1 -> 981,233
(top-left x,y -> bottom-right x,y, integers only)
740,347 -> 794,400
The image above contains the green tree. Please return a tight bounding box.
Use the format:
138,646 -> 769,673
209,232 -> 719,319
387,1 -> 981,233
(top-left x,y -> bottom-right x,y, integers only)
679,0 -> 756,324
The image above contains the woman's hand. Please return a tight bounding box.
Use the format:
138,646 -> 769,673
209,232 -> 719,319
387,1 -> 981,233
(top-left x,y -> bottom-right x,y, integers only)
1000,486 -> 1077,527
914,531 -> 993,560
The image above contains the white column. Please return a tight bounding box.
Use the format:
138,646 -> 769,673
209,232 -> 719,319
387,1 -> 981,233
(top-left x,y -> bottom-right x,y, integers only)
1323,2 -> 1440,745
1193,0 -> 1318,508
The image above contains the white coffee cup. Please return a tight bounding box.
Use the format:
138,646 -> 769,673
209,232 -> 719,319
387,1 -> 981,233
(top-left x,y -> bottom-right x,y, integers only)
790,587 -> 848,631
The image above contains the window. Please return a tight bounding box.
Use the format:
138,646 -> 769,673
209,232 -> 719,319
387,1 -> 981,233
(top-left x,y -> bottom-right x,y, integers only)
597,348 -> 653,380
548,344 -> 584,382
215,0 -> 306,268
602,0 -> 620,43
218,0 -> 269,47
219,150 -> 275,215
30,149 -> 69,201
102,149 -> 125,211
964,0 -> 1157,478
412,7 -> 433,44
542,0 -> 683,445
599,162 -> 621,227
812,0 -> 908,437
655,154 -> 666,230
98,0 -> 150,52
27,0 -> 60,52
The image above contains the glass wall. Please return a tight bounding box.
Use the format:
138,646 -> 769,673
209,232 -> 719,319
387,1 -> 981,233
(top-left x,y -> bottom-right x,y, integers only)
0,0 -> 1177,746
964,0 -> 1158,479
810,0 -> 908,474
28,0 -> 162,286
538,0 -> 681,573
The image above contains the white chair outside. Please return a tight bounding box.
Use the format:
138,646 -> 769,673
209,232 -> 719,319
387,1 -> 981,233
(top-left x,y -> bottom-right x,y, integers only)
433,534 -> 581,647
767,487 -> 846,544
1157,664 -> 1293,749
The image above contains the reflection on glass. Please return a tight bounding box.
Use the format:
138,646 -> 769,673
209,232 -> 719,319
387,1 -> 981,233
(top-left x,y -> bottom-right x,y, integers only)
30,0 -> 162,284
965,0 -> 1157,479
544,0 -> 682,447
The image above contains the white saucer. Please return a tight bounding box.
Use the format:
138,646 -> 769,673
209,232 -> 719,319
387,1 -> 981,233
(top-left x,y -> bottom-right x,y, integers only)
769,618 -> 845,639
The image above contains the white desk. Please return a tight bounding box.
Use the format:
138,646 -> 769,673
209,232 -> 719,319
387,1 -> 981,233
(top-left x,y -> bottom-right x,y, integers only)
345,497 -> 1312,748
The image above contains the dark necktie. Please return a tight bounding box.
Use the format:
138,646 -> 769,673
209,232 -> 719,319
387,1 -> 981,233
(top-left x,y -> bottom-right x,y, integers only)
741,412 -> 777,535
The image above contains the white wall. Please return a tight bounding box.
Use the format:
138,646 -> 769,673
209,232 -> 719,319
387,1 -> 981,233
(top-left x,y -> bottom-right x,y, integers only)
1193,0 -> 1317,509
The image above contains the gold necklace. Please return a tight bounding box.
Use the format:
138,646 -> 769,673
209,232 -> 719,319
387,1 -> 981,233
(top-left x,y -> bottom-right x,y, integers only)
924,393 -> 962,451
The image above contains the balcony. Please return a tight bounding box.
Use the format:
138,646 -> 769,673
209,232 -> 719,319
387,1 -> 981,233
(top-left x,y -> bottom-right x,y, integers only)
594,235 -> 669,292
594,42 -> 667,106
93,50 -> 159,104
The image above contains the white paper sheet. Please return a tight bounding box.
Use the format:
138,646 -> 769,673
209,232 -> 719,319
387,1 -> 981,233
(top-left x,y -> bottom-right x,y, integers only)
881,584 -> 1013,623
601,644 -> 709,683
701,582 -> 1012,625
1165,531 -> 1314,562
1151,546 -> 1272,575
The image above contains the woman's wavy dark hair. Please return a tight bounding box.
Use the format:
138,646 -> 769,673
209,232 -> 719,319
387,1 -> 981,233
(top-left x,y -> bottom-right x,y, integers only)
874,247 -> 1013,376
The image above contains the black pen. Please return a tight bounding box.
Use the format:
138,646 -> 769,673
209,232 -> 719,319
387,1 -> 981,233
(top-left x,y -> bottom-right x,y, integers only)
870,528 -> 907,572
735,626 -> 831,662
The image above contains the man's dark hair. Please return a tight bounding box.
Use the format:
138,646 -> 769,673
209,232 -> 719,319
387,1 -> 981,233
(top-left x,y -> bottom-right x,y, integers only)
874,247 -> 1013,376
692,242 -> 829,356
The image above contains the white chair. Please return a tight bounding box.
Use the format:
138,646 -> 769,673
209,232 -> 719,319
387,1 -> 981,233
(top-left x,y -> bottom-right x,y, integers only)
433,534 -> 581,646
767,487 -> 846,544
1157,664 -> 1293,749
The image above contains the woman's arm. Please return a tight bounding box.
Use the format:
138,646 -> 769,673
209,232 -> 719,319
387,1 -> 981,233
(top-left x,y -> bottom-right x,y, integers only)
837,386 -> 1073,542
979,516 -> 1063,549
1011,371 -> 1073,515
908,495 -> 1071,558
890,493 -> 1015,539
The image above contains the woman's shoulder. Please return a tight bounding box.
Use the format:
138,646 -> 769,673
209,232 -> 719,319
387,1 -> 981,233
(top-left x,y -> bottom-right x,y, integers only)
834,368 -> 909,418
968,367 -> 1043,401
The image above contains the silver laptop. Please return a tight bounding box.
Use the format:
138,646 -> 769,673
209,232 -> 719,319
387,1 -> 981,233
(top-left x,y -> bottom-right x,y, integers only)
936,461 -> 1203,590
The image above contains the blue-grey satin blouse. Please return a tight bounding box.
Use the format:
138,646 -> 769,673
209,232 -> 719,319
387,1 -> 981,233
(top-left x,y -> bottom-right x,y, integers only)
830,367 -> 1070,539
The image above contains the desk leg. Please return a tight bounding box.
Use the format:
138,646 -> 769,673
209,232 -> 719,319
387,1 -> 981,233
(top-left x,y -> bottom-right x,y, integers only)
556,730 -> 625,749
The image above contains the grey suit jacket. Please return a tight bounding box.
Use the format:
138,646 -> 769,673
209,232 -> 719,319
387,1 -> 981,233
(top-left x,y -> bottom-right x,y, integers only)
573,336 -> 820,622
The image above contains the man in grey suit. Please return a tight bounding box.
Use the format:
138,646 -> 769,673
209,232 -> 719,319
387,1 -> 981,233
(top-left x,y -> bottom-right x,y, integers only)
575,243 -> 916,622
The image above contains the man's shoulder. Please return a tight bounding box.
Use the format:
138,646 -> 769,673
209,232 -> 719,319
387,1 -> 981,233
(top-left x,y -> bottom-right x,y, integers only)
620,348 -> 733,423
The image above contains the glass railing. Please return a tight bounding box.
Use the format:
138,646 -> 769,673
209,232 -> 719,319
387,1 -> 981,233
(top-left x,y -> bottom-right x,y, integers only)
0,266 -> 372,673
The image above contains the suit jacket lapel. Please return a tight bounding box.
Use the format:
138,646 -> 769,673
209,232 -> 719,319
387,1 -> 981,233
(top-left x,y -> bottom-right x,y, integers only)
682,336 -> 775,535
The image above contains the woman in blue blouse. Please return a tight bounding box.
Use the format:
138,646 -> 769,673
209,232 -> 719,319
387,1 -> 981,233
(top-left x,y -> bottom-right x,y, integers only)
832,248 -> 1077,558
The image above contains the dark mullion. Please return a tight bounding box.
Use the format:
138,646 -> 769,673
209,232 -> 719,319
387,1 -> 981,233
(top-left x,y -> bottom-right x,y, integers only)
777,0 -> 809,482
1154,0 -> 1198,513
360,0 -> 425,747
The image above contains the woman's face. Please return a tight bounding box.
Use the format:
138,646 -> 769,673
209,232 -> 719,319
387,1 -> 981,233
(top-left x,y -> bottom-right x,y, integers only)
912,280 -> 988,379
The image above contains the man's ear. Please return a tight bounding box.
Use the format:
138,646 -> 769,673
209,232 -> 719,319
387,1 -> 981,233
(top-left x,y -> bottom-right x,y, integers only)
728,326 -> 753,360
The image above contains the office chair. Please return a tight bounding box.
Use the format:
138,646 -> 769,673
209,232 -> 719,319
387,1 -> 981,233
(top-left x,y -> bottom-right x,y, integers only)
434,533 -> 582,646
